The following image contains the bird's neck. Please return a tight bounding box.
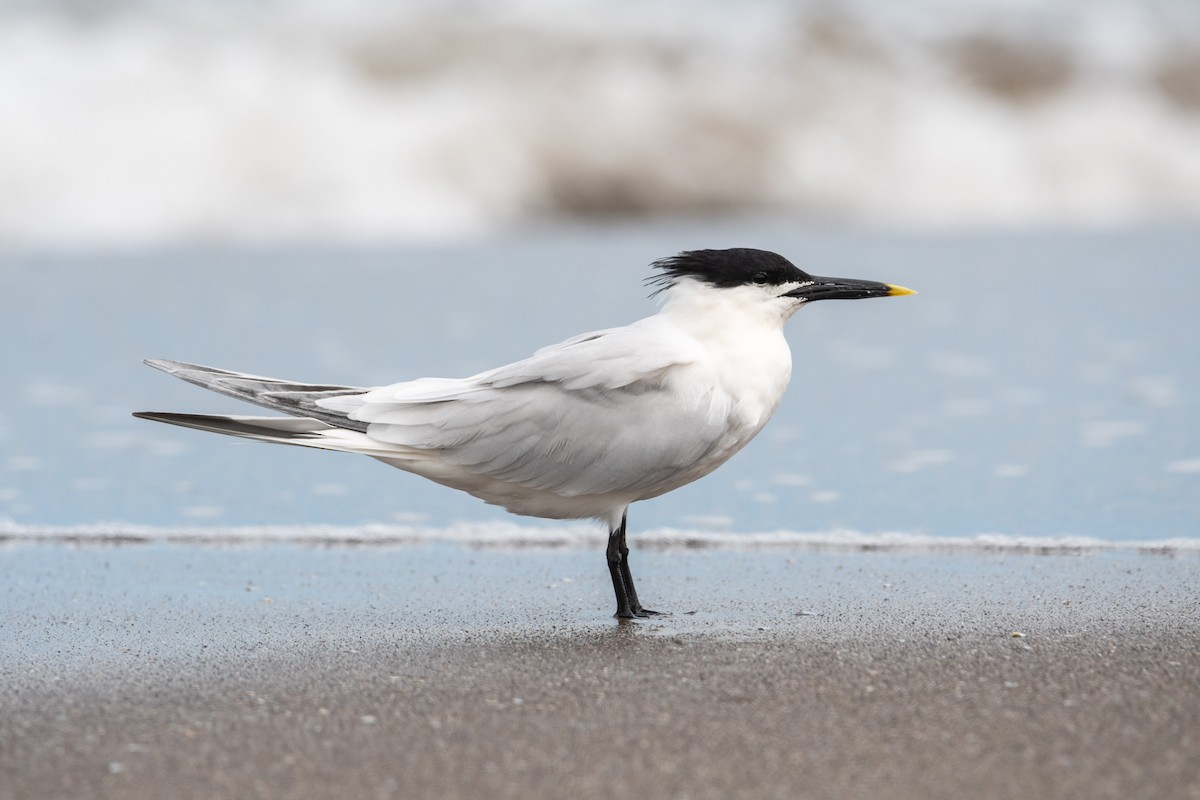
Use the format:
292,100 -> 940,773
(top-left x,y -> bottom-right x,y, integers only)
658,279 -> 793,329
658,281 -> 794,428
658,280 -> 793,342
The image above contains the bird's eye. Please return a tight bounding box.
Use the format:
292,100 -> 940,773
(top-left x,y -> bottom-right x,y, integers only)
752,272 -> 768,285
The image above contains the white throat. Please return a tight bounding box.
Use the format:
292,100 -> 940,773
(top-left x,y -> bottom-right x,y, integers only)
656,277 -> 798,431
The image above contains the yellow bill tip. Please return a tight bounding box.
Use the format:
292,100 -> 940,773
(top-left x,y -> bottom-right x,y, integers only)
886,284 -> 917,297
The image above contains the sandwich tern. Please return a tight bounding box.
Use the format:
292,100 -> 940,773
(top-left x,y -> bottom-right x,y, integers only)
135,248 -> 914,618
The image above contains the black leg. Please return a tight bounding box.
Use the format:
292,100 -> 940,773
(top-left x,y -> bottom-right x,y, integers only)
608,511 -> 665,619
606,522 -> 634,618
618,512 -> 653,616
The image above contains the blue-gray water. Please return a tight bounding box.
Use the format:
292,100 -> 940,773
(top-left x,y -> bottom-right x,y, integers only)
2,225 -> 1198,542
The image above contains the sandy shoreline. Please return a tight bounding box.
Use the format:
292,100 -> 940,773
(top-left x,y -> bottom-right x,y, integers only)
2,543 -> 1198,799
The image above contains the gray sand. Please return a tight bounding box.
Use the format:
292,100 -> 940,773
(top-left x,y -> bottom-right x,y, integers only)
2,543 -> 1198,799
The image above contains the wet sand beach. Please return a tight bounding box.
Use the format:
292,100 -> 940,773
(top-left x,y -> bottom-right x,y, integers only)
2,543 -> 1197,800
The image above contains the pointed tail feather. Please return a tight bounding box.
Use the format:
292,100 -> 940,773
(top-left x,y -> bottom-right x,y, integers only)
142,359 -> 369,431
132,412 -> 331,442
131,412 -> 406,458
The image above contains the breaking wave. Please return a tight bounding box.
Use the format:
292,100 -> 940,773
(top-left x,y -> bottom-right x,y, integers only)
2,0 -> 1200,246
2,520 -> 1196,555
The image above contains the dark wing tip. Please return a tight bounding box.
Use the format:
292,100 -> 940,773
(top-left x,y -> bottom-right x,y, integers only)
142,358 -> 207,375
132,410 -> 186,423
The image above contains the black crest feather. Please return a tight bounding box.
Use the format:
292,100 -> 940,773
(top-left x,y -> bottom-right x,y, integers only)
647,248 -> 810,295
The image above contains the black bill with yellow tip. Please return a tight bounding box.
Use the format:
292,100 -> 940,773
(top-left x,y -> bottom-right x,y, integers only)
784,276 -> 916,302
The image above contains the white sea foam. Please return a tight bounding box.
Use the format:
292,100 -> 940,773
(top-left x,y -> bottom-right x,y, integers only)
2,0 -> 1199,247
1081,419 -> 1147,448
1,520 -> 1195,555
889,449 -> 955,474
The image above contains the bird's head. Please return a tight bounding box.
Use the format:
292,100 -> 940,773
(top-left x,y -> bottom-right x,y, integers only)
648,248 -> 914,321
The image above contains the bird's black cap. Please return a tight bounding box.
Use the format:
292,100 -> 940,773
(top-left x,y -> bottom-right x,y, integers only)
648,248 -> 810,294
649,248 -> 916,301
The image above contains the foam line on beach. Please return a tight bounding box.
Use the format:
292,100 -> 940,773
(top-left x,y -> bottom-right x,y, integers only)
1,520 -> 1195,555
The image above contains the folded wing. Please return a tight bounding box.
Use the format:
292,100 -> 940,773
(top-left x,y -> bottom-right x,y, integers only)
321,320 -> 735,497
141,320 -> 737,501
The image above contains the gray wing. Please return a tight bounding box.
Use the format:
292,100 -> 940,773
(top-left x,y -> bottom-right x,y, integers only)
142,359 -> 370,431
326,321 -> 737,497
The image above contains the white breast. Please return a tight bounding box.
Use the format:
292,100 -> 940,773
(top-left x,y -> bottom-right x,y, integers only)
658,280 -> 794,433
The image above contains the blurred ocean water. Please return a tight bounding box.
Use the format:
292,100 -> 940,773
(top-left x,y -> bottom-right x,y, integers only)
1,226 -> 1197,544
2,0 -> 1200,246
3,0 -> 1198,546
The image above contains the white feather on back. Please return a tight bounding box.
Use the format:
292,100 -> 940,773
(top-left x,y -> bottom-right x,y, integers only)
310,279 -> 796,513
314,317 -> 751,499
